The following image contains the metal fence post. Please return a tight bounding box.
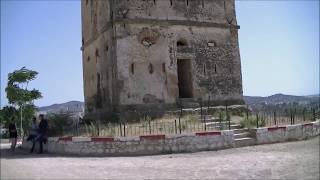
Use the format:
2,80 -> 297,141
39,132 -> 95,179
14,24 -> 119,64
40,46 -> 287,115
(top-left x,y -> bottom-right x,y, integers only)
123,122 -> 126,137
246,105 -> 249,120
174,119 -> 177,134
313,108 -> 316,121
225,105 -> 230,130
293,108 -> 296,124
119,122 -> 122,136
273,110 -> 276,125
256,113 -> 259,128
219,111 -> 222,130
148,118 -> 151,134
207,96 -> 210,114
303,108 -> 306,121
178,117 -> 181,134
200,98 -> 203,123
290,110 -> 293,125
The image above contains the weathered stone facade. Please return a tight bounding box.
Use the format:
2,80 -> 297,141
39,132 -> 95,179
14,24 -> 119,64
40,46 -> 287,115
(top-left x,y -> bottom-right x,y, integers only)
81,0 -> 244,120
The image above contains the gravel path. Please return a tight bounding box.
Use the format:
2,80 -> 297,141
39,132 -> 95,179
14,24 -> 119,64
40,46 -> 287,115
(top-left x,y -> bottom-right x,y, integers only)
1,137 -> 319,180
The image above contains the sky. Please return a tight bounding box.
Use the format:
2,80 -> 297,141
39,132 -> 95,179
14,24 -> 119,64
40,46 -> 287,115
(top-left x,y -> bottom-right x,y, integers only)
0,0 -> 319,107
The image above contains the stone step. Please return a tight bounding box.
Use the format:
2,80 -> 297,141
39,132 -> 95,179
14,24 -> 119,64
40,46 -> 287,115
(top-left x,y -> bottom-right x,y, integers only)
234,132 -> 250,139
197,115 -> 214,119
205,122 -> 236,126
230,124 -> 241,129
234,137 -> 256,148
233,128 -> 248,134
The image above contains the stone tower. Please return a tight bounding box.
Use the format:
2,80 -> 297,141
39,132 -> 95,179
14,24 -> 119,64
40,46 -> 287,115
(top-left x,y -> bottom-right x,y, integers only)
81,0 -> 244,120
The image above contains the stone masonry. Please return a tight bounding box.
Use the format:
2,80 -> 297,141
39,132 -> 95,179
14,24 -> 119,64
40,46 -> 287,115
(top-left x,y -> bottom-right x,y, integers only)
81,0 -> 244,120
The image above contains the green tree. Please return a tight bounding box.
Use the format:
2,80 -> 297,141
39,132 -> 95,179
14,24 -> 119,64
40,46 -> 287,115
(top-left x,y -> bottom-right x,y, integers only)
5,67 -> 42,137
0,106 -> 19,126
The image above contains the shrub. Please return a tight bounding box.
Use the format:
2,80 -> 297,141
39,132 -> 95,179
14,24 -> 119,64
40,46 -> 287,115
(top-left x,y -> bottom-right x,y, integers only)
47,113 -> 74,136
240,115 -> 266,129
85,122 -> 98,136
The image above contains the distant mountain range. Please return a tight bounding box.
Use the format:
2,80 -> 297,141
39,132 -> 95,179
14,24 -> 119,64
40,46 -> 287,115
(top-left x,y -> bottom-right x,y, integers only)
37,101 -> 84,114
37,94 -> 319,113
244,93 -> 319,106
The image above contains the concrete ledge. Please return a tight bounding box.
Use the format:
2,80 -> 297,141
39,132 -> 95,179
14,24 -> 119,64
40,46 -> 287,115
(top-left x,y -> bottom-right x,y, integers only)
140,135 -> 165,141
267,126 -> 286,131
253,120 -> 319,144
72,137 -> 91,142
91,137 -> 114,142
195,131 -> 221,136
58,136 -> 72,141
21,120 -> 319,156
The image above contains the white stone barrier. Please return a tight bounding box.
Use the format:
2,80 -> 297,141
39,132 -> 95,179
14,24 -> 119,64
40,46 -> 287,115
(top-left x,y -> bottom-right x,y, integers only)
252,120 -> 320,144
21,120 -> 319,156
22,130 -> 234,156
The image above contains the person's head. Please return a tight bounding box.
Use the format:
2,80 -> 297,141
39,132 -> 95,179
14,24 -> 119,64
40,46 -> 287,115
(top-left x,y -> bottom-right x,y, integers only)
32,117 -> 37,123
39,114 -> 44,121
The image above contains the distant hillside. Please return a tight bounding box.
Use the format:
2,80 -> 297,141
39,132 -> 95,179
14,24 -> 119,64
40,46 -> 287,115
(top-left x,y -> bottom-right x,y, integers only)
244,93 -> 319,106
37,101 -> 84,114
37,94 -> 319,114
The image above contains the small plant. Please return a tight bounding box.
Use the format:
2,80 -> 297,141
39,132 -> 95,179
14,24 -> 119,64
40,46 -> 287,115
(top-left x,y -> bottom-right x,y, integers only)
187,114 -> 198,123
47,113 -> 73,136
85,122 -> 98,136
240,115 -> 266,129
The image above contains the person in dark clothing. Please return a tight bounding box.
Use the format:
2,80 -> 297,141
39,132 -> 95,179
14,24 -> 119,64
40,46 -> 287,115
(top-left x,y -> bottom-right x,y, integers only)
30,114 -> 48,154
8,118 -> 18,152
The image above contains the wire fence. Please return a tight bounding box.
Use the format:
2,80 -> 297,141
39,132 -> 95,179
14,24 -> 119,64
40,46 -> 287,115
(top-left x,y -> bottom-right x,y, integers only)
62,105 -> 319,138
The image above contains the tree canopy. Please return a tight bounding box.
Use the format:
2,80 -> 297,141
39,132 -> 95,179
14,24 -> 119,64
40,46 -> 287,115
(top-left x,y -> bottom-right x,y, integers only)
5,67 -> 42,106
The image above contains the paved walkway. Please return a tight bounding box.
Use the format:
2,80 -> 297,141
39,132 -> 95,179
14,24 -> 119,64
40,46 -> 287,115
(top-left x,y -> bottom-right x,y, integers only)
1,137 -> 319,179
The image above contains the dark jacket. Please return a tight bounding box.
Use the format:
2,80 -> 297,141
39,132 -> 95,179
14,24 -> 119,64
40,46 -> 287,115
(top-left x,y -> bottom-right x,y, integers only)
9,122 -> 18,138
38,119 -> 48,135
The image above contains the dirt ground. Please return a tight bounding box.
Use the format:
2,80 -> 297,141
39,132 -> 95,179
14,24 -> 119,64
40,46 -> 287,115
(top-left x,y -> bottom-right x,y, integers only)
1,137 -> 319,180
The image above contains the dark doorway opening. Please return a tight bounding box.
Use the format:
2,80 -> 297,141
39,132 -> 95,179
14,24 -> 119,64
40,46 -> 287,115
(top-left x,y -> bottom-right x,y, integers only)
177,59 -> 193,98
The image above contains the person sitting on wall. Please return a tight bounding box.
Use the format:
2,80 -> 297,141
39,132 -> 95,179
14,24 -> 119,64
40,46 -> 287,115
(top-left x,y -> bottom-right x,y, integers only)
27,117 -> 38,142
30,114 -> 48,154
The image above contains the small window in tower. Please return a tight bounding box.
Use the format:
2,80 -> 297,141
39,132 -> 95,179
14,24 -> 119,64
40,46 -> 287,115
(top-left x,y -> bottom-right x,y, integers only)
187,0 -> 189,6
214,64 -> 217,73
130,63 -> 134,74
208,41 -> 216,47
203,64 -> 206,75
110,11 -> 113,20
95,48 -> 100,57
162,63 -> 166,73
153,0 -> 156,5
170,0 -> 173,6
87,56 -> 90,62
148,63 -> 154,74
106,45 -> 109,52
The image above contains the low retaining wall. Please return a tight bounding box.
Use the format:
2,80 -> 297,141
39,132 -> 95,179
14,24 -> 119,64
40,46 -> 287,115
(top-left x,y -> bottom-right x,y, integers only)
250,120 -> 320,144
22,130 -> 234,156
22,120 -> 320,156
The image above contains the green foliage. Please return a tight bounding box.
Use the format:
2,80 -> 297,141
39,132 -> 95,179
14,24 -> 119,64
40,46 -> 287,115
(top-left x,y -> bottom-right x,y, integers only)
213,110 -> 229,121
21,104 -> 37,134
6,67 -> 42,106
4,67 -> 42,136
240,115 -> 266,129
0,106 -> 19,127
85,122 -> 99,136
186,114 -> 198,123
47,113 -> 74,136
